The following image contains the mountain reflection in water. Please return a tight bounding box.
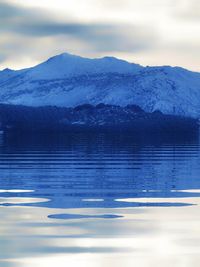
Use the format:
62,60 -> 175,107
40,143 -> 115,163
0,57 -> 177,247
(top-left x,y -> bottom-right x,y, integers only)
0,131 -> 200,267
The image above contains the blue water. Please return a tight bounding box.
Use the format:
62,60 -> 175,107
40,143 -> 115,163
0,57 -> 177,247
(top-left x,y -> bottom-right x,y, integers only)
1,131 -> 200,267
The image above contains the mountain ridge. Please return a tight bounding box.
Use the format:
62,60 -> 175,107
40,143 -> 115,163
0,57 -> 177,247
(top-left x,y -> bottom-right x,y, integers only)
0,52 -> 200,118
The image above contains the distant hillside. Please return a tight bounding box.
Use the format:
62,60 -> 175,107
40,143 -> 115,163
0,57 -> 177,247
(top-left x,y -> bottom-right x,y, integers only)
0,103 -> 197,133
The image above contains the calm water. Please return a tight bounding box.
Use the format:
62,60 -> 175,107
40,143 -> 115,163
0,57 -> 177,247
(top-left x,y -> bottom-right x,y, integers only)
1,131 -> 200,267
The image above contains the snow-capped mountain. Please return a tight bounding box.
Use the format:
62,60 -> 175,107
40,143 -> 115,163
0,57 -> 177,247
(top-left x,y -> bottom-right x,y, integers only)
0,52 -> 200,118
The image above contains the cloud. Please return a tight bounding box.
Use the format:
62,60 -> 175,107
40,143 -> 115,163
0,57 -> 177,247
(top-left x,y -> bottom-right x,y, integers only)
1,0 -> 199,71
0,54 -> 7,63
0,2 -> 24,18
175,0 -> 200,21
0,2 -> 157,44
0,0 -> 158,69
7,22 -> 156,52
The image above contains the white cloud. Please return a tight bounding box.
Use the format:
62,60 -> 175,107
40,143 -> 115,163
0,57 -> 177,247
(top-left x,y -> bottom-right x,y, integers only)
0,0 -> 200,71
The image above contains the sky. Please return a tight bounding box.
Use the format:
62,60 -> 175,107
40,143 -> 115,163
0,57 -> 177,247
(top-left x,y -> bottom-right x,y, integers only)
0,0 -> 199,71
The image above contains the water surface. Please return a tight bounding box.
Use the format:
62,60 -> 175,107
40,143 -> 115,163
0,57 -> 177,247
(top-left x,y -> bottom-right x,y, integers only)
0,131 -> 200,267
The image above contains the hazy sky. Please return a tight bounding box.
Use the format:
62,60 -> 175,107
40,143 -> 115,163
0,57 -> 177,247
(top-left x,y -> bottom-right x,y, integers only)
0,0 -> 200,71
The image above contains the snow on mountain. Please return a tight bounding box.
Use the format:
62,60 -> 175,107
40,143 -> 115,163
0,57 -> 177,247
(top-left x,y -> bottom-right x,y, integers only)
0,52 -> 200,118
27,53 -> 142,79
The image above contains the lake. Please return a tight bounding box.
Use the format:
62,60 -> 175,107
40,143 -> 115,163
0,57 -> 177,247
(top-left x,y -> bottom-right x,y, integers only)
0,131 -> 200,267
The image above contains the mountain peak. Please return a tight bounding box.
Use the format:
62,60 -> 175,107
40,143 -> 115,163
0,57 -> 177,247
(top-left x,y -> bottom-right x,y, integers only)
27,52 -> 142,79
46,52 -> 82,63
102,56 -> 118,61
2,68 -> 13,73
